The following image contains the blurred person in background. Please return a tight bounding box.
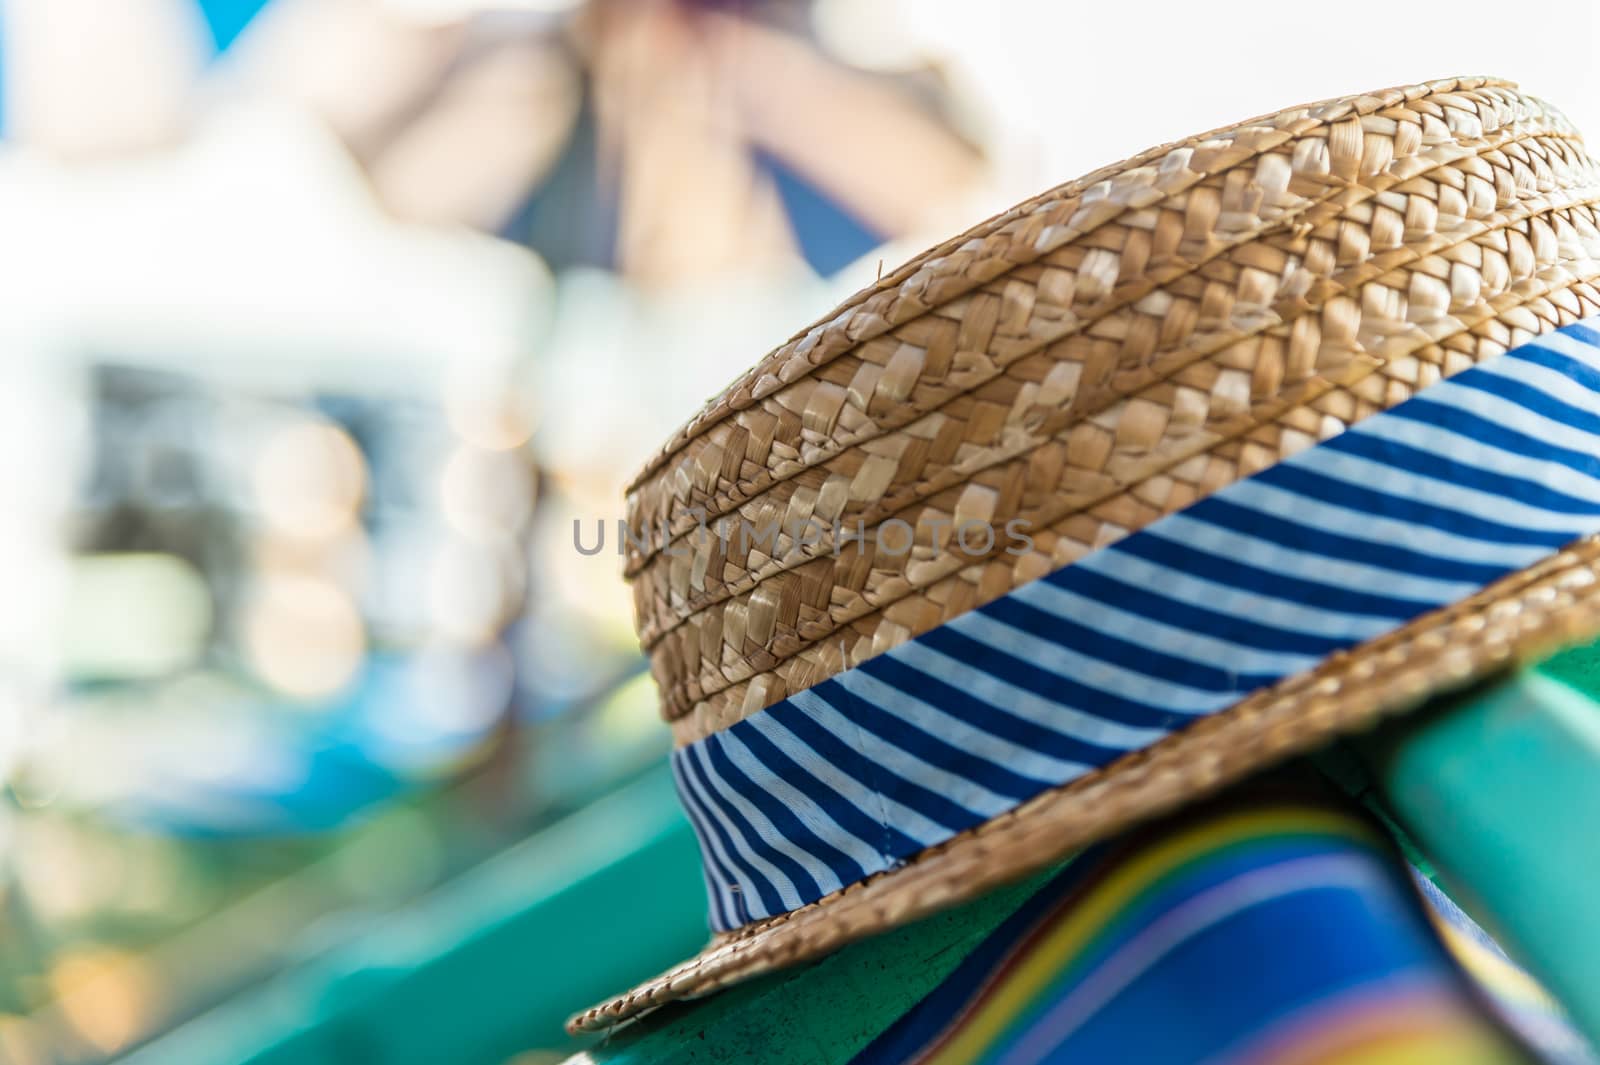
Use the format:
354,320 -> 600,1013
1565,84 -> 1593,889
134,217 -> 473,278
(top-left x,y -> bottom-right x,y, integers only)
0,1 -> 992,1061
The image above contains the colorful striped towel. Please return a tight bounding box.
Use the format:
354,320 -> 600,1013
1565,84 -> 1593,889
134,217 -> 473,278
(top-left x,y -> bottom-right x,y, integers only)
850,785 -> 1590,1065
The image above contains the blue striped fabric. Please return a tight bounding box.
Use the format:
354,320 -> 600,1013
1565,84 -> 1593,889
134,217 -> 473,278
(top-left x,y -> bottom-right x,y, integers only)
674,320 -> 1600,932
845,789 -> 1593,1065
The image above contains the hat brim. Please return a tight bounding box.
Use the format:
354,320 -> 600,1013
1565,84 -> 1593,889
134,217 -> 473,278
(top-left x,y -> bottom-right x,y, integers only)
570,533 -> 1600,1034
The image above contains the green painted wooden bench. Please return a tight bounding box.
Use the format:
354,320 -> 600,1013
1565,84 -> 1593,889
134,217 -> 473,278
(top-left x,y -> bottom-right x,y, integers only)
127,638 -> 1600,1065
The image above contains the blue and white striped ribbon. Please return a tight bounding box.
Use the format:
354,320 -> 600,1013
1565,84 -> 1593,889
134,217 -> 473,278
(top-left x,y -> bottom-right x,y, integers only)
673,320 -> 1600,932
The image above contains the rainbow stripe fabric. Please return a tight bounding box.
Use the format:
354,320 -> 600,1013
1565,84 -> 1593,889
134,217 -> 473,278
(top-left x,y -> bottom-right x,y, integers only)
848,790 -> 1592,1065
674,319 -> 1600,932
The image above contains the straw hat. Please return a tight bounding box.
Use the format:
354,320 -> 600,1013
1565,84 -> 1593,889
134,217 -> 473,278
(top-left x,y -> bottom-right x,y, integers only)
571,76 -> 1600,1033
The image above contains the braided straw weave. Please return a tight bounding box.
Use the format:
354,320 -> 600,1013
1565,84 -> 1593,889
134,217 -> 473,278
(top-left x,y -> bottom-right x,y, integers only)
672,266 -> 1600,741
623,77 -> 1600,732
576,77 -> 1600,1032
629,82 -> 1572,571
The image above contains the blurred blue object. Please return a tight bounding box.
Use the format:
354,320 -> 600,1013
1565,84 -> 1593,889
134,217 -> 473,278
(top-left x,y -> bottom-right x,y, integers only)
195,0 -> 275,54
757,148 -> 884,276
111,651 -> 512,836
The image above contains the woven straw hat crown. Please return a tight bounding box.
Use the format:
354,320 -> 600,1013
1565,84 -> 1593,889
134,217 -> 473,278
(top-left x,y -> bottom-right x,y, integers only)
625,76 -> 1600,744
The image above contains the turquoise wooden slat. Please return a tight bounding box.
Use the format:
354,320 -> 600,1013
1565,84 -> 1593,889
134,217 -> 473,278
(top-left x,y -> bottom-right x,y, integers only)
1360,664 -> 1600,1047
120,764 -> 711,1065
